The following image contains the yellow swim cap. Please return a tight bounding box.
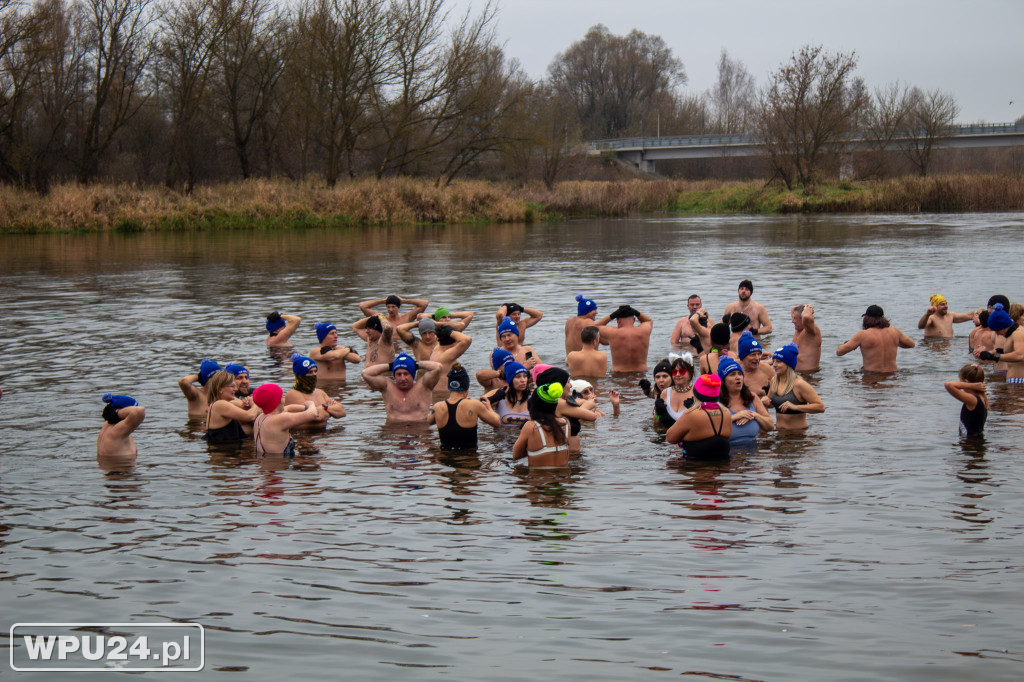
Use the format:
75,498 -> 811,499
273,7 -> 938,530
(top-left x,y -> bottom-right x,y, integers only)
930,294 -> 946,306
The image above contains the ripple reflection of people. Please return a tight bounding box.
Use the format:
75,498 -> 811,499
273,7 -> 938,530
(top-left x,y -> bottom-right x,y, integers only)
945,364 -> 988,437
766,343 -> 825,430
97,393 -> 145,465
512,383 -> 571,469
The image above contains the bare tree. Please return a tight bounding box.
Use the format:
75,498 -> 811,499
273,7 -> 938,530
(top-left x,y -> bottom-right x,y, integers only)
901,87 -> 959,176
76,0 -> 157,184
547,24 -> 685,140
858,81 -> 912,178
707,48 -> 755,134
756,45 -> 868,188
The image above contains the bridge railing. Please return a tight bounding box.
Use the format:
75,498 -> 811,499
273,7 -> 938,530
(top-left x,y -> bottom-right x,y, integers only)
587,122 -> 1024,151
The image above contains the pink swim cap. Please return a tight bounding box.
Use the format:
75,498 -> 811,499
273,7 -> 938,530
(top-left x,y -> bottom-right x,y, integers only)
253,383 -> 283,413
693,374 -> 723,402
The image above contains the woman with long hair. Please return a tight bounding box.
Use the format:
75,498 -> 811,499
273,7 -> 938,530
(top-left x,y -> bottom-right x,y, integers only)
766,343 -> 825,430
485,361 -> 531,427
512,383 -> 571,468
204,370 -> 259,443
717,357 -> 774,444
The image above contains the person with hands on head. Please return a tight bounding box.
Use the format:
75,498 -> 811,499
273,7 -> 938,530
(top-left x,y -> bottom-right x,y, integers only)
944,364 -> 988,437
496,302 -> 543,343
310,322 -> 361,378
361,352 -> 443,423
766,343 -> 825,430
97,393 -> 146,459
595,304 -> 653,372
359,294 -> 429,326
179,358 -> 221,418
283,354 -> 346,427
397,317 -> 440,361
565,295 -> 598,354
353,314 -> 395,367
429,363 -> 500,449
252,383 -> 319,456
426,307 -> 475,332
204,370 -> 259,442
265,311 -> 301,347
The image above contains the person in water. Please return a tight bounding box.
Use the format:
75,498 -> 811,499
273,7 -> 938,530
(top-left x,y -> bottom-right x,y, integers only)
512,383 -> 572,469
566,325 -> 608,377
737,332 -> 774,398
225,363 -> 251,398
640,359 -> 674,427
496,316 -> 540,369
765,343 -> 825,430
361,352 -> 444,423
655,352 -> 696,428
723,279 -> 772,338
666,374 -> 732,459
699,323 -> 732,376
283,354 -> 346,427
476,347 -> 514,392
397,317 -> 442,361
204,370 -> 259,442
265,311 -> 302,347
917,294 -> 974,338
568,379 -> 620,417
309,322 -> 361,379
670,294 -> 711,354
565,294 -> 598,354
484,361 -> 532,427
717,357 -> 774,444
359,294 -> 429,327
976,304 -> 1024,383
790,304 -> 822,371
252,383 -> 319,456
97,393 -> 146,460
495,302 -> 543,343
944,364 -> 988,437
428,307 -> 474,331
352,314 -> 395,367
178,358 -> 221,418
595,304 -> 654,372
836,305 -> 916,372
429,363 -> 500,449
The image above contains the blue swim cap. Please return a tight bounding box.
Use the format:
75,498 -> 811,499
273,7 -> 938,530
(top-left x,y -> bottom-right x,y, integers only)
576,294 -> 597,316
391,352 -> 417,376
102,393 -> 138,409
988,304 -> 1013,331
491,347 -> 514,370
497,316 -> 519,337
737,331 -> 762,360
225,363 -> 249,376
315,322 -> 336,343
772,343 -> 799,369
505,361 -> 528,385
198,359 -> 221,386
717,357 -> 743,378
290,353 -> 317,376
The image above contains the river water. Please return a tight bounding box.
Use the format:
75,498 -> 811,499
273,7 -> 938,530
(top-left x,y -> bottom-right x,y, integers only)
1,214 -> 1023,679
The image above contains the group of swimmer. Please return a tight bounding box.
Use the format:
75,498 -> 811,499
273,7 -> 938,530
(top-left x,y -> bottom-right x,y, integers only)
95,283 -> 1024,469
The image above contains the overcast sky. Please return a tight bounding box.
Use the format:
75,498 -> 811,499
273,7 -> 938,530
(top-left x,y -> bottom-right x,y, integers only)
451,0 -> 1022,126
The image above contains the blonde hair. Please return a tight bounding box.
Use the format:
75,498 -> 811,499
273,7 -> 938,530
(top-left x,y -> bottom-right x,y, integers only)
1008,302 -> 1024,322
205,370 -> 236,404
769,364 -> 799,398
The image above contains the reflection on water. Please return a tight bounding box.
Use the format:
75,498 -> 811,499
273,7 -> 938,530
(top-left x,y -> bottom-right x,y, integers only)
3,214 -> 1024,680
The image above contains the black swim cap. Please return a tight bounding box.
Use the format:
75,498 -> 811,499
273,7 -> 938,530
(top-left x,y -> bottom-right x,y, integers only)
536,367 -> 570,387
729,313 -> 751,333
710,323 -> 730,346
366,316 -> 383,332
988,294 -> 1009,309
386,295 -> 401,307
739,279 -> 754,292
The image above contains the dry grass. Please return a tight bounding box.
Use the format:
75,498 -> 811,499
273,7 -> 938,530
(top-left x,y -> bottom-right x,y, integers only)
2,174 -> 1023,233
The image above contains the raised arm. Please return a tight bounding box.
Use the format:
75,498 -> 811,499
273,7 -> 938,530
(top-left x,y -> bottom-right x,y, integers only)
358,297 -> 386,317
836,331 -> 862,356
109,406 -> 146,437
944,381 -> 982,410
417,360 -> 444,391
951,311 -> 975,323
474,398 -> 501,429
801,305 -> 819,337
521,307 -> 543,329
395,320 -> 418,345
447,310 -> 474,331
178,374 -> 201,400
437,331 -> 472,364
403,297 -> 429,317
917,307 -> 936,330
352,317 -> 370,341
361,363 -> 392,392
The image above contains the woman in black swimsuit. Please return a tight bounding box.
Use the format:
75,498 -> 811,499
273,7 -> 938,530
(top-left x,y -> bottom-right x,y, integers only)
944,364 -> 988,437
204,371 -> 259,443
666,374 -> 732,460
430,364 -> 500,449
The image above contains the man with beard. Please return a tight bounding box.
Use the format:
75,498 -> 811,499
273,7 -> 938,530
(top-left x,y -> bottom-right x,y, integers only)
225,364 -> 252,398
283,354 -> 346,427
362,352 -> 444,423
723,279 -> 772,338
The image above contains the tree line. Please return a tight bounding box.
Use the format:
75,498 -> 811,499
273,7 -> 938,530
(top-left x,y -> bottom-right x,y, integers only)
0,0 -> 973,192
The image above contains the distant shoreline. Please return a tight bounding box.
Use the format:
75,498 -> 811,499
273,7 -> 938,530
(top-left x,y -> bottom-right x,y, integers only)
2,174 -> 1023,234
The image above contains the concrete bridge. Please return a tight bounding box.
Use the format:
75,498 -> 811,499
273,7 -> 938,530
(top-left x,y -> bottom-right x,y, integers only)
588,122 -> 1024,172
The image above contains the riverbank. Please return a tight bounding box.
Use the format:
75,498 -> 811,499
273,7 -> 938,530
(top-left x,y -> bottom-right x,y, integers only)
1,174 -> 1023,233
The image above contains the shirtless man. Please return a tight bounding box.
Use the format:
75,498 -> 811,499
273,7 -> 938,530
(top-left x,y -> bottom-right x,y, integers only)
917,294 -> 974,338
723,280 -> 772,338
790,304 -> 822,371
359,294 -> 429,327
496,302 -> 543,343
670,294 -> 711,354
178,359 -> 220,418
265,311 -> 301,347
566,325 -> 608,377
737,332 -> 774,398
836,305 -> 916,372
283,354 -> 346,427
727,312 -> 753,355
595,305 -> 653,372
975,305 -> 1024,382
565,295 -> 598,354
362,352 -> 444,423
97,393 -> 145,460
397,317 -> 441,361
476,347 -> 514,392
432,326 -> 473,375
309,322 -> 361,378
497,316 -> 540,369
224,364 -> 252,398
352,315 -> 395,367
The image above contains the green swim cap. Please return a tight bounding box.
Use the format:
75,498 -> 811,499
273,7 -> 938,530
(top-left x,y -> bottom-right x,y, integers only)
536,383 -> 563,404
433,307 -> 450,321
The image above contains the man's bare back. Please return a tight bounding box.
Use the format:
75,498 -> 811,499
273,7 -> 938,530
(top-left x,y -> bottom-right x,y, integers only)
596,306 -> 653,372
837,327 -> 915,372
566,348 -> 608,377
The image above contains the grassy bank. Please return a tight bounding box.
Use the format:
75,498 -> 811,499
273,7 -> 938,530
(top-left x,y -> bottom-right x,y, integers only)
1,174 -> 1023,233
